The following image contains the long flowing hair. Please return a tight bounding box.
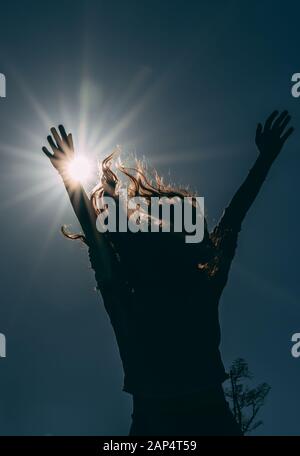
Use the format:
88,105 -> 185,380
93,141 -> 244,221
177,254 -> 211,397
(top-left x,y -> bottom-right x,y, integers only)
62,148 -> 217,277
62,147 -> 196,239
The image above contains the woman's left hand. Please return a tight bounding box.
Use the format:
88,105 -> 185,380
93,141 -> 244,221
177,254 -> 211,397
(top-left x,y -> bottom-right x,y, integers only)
255,110 -> 294,161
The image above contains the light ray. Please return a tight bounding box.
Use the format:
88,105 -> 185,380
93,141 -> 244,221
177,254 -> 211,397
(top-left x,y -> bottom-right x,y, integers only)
0,177 -> 60,211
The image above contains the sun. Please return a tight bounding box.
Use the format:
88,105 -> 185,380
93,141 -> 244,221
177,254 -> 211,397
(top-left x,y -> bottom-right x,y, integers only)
67,156 -> 92,182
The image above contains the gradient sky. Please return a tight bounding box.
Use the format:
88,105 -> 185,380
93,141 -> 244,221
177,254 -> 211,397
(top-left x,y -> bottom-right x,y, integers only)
0,0 -> 299,435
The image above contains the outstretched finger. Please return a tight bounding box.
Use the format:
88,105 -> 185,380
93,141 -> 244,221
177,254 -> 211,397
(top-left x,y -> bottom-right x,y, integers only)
47,135 -> 58,153
67,133 -> 74,151
42,146 -> 53,159
280,126 -> 294,143
50,127 -> 63,149
278,115 -> 291,134
264,110 -> 279,130
58,124 -> 68,145
273,110 -> 289,128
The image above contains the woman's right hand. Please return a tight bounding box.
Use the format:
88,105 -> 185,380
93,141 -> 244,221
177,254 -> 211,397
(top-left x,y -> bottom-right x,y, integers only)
42,125 -> 74,180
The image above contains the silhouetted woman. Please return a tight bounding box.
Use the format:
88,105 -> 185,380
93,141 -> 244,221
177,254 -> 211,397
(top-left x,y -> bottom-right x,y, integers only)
42,110 -> 293,435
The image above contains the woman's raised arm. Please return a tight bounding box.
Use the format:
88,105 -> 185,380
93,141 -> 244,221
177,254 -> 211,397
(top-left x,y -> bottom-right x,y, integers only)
208,110 -> 294,283
212,110 -> 294,239
215,110 -> 294,235
42,125 -> 115,282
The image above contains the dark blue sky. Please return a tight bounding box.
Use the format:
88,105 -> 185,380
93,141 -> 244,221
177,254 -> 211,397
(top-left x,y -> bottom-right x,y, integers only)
0,0 -> 299,435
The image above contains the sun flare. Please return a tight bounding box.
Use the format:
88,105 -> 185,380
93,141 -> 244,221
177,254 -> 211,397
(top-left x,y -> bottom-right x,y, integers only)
67,156 -> 92,182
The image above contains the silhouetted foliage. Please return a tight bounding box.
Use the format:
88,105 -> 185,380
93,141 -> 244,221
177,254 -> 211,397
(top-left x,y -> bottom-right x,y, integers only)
224,358 -> 271,434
